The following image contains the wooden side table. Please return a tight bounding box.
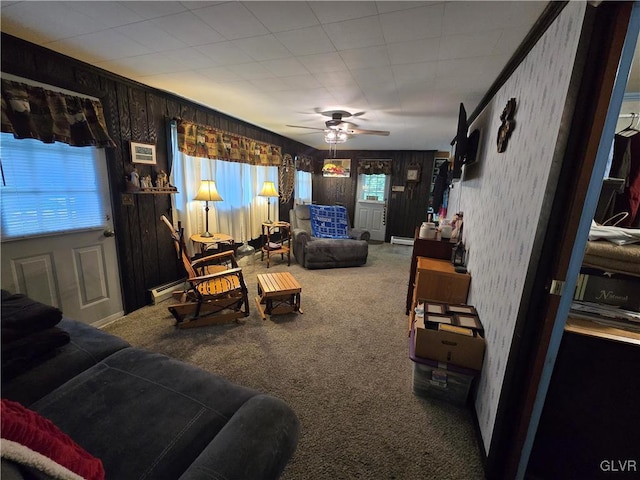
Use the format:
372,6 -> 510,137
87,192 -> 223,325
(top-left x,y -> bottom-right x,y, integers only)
190,233 -> 234,255
260,222 -> 290,268
255,271 -> 302,320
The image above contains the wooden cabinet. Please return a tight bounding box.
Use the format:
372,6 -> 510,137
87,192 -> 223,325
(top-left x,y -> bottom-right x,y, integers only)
405,227 -> 456,314
413,257 -> 470,306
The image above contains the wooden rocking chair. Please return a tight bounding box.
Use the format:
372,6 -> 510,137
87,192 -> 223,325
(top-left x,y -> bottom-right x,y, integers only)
161,215 -> 250,328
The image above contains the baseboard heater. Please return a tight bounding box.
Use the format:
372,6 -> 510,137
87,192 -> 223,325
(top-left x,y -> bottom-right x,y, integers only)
149,279 -> 187,304
390,236 -> 414,246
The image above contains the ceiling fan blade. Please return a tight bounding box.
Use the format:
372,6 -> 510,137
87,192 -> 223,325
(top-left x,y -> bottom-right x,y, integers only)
286,125 -> 326,131
347,128 -> 390,136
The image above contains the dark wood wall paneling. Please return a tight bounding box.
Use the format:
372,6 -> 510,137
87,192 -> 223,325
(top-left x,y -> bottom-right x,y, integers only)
2,33 -> 440,312
311,150 -> 436,240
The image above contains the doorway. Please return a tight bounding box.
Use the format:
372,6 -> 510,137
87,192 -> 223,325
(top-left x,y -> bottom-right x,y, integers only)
355,173 -> 389,242
1,142 -> 124,326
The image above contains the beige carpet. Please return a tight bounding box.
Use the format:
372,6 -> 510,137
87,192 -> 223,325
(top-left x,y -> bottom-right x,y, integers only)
104,243 -> 485,479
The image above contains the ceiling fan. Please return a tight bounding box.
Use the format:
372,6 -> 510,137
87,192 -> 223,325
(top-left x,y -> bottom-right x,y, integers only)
286,110 -> 390,137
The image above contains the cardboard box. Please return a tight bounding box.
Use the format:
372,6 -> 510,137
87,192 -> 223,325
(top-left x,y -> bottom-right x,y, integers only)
413,315 -> 486,370
574,269 -> 640,311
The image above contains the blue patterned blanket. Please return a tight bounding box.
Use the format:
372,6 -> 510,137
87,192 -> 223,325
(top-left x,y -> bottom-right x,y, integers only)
309,205 -> 350,239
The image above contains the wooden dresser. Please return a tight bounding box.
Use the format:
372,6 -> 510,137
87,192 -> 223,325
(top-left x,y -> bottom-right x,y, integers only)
405,228 -> 457,314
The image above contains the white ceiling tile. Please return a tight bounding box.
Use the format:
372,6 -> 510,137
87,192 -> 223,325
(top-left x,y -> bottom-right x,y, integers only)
443,2 -> 511,36
46,30 -> 153,63
275,26 -> 336,56
196,66 -> 245,83
151,11 -> 226,46
435,57 -> 492,80
162,48 -> 218,70
1,2 -> 109,43
322,16 -> 385,51
110,52 -> 189,76
317,71 -> 358,88
379,3 -> 444,43
340,45 -> 390,70
351,66 -> 395,87
261,57 -> 310,77
249,77 -> 290,92
232,35 -> 291,61
297,52 -> 348,74
492,27 -> 534,56
119,1 -> 187,20
114,20 -> 188,52
392,62 -> 438,86
280,74 -> 323,89
68,1 -> 145,28
180,2 -> 226,10
196,2 -> 269,40
387,37 -> 440,65
439,30 -> 503,61
227,62 -> 277,81
195,41 -> 254,66
375,2 -> 438,14
309,1 -> 379,24
244,2 -> 319,32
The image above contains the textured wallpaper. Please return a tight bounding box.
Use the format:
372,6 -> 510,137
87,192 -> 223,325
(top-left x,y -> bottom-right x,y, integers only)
449,1 -> 587,451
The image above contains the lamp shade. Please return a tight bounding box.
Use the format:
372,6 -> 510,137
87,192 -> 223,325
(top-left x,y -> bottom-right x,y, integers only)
194,180 -> 223,202
258,181 -> 279,198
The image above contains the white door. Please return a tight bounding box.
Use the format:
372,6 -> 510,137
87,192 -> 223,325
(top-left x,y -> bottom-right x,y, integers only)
355,174 -> 389,242
1,138 -> 124,326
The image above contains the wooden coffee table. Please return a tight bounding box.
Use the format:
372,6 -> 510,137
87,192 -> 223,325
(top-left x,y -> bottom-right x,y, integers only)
255,271 -> 302,320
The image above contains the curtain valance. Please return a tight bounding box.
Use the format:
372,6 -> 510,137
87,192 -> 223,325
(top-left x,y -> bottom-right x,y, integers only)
357,159 -> 392,175
295,154 -> 315,173
1,79 -> 115,147
175,119 -> 282,166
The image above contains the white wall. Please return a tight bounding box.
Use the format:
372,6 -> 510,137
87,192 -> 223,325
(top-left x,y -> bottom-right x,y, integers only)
449,1 -> 587,452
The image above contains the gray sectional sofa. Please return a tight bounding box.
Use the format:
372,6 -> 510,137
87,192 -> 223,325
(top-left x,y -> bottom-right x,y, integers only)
1,292 -> 299,480
289,204 -> 370,269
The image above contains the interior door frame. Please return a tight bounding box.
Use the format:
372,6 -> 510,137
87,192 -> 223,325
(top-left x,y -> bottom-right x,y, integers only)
482,3 -> 638,479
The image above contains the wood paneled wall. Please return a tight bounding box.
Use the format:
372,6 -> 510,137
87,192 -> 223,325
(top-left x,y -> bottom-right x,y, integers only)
2,33 -> 440,313
311,150 -> 437,240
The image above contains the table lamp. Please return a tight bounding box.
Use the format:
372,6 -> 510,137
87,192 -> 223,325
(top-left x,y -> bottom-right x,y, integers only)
194,180 -> 223,237
259,181 -> 279,224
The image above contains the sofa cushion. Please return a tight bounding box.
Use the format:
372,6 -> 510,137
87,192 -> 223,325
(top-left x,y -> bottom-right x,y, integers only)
30,348 -> 288,480
1,290 -> 63,335
304,238 -> 368,269
2,319 -> 130,406
309,205 -> 350,239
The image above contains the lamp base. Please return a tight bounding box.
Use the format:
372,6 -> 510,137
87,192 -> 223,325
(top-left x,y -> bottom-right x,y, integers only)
263,219 -> 274,224
201,231 -> 213,238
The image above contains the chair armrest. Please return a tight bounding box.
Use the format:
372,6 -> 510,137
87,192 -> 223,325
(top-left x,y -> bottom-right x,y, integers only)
292,228 -> 312,244
348,228 -> 370,241
189,267 -> 243,283
191,250 -> 235,267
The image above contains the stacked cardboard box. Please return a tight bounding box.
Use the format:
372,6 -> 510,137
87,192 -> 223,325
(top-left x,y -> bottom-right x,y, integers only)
409,300 -> 486,405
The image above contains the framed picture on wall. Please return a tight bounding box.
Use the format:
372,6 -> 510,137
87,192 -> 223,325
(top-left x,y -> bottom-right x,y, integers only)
322,159 -> 351,177
130,142 -> 157,165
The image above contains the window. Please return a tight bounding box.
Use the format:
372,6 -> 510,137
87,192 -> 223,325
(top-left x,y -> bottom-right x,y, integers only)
1,133 -> 106,240
295,169 -> 312,204
360,174 -> 387,201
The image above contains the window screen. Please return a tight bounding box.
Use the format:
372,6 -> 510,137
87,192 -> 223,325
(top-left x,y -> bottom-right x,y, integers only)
1,133 -> 105,240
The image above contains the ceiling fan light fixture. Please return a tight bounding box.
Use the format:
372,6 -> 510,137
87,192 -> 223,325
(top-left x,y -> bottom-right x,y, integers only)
324,130 -> 348,144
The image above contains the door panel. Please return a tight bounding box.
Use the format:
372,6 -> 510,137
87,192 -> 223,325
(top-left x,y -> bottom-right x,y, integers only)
356,201 -> 386,241
2,229 -> 123,326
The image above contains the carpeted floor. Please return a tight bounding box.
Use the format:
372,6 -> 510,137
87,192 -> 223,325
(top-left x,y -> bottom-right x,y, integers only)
103,243 -> 485,479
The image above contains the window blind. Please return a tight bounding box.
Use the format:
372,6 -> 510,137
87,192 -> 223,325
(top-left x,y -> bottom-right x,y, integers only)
1,133 -> 105,240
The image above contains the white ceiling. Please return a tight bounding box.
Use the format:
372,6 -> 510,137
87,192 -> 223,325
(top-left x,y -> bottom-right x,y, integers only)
1,1 -> 552,151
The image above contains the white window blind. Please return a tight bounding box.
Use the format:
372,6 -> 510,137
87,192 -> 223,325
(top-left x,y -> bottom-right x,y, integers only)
1,133 -> 105,240
361,174 -> 387,201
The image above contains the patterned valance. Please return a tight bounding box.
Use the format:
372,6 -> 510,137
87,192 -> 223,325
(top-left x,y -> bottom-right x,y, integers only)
295,154 -> 315,173
175,119 -> 282,166
1,79 -> 115,147
357,159 -> 392,175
